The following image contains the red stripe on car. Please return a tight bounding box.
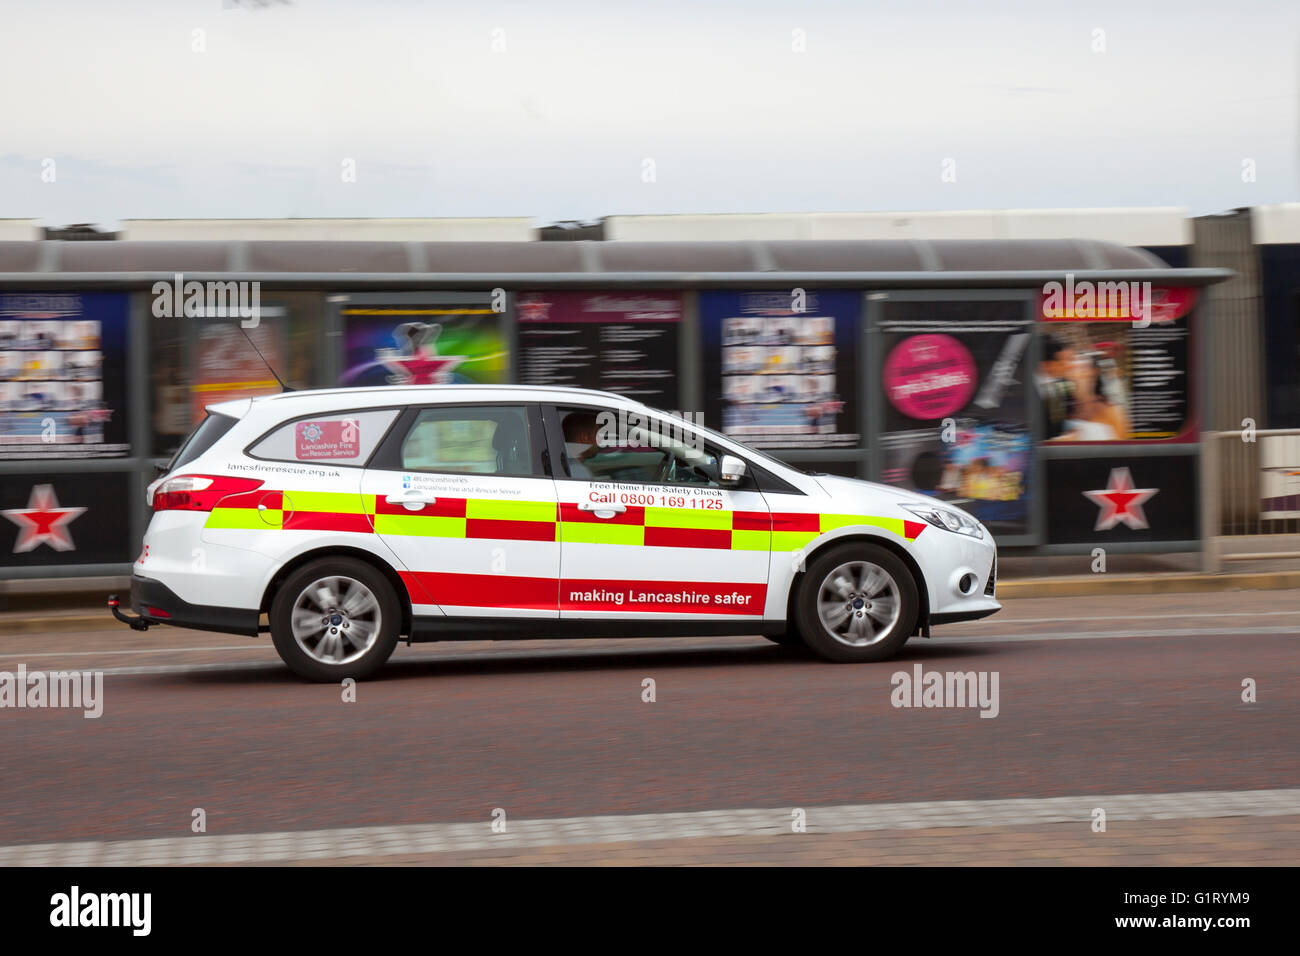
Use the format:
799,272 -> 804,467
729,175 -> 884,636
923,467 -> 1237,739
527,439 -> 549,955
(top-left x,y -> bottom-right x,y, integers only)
283,511 -> 375,534
770,512 -> 821,532
399,571 -> 558,610
217,489 -> 282,510
643,526 -> 732,550
373,496 -> 468,517
561,579 -> 766,614
731,510 -> 771,531
466,518 -> 557,542
558,502 -> 647,525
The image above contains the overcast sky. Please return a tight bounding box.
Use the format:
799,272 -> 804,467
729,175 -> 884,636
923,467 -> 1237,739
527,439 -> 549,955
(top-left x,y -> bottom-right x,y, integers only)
1,0 -> 1296,228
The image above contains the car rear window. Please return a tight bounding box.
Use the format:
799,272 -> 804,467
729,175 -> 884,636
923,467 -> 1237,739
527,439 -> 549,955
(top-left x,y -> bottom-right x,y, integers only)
248,409 -> 400,465
168,412 -> 238,472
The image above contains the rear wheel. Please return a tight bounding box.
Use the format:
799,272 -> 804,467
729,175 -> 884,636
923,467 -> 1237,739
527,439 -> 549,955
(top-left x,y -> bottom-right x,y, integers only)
793,543 -> 918,662
270,557 -> 401,681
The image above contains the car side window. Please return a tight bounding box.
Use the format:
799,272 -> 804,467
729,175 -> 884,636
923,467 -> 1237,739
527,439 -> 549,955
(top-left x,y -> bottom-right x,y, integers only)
248,409 -> 399,465
399,405 -> 535,476
554,405 -> 725,487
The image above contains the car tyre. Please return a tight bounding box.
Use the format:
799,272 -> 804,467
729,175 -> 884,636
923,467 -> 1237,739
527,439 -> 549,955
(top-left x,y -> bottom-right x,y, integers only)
270,557 -> 401,681
793,542 -> 918,663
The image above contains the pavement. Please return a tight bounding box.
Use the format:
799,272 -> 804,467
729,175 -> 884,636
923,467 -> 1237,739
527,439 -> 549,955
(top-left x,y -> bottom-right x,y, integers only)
0,589 -> 1296,865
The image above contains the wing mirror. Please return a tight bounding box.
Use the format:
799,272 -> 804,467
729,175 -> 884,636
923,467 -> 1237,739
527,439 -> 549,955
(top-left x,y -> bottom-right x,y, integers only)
720,454 -> 747,485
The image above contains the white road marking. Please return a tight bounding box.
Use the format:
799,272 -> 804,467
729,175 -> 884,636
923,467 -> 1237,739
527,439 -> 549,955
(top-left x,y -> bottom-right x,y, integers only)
3,788 -> 1296,866
929,625 -> 1300,644
959,610 -> 1300,625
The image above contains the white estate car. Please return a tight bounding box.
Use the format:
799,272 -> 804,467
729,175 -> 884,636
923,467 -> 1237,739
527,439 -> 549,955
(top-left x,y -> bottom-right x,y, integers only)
111,385 -> 1000,680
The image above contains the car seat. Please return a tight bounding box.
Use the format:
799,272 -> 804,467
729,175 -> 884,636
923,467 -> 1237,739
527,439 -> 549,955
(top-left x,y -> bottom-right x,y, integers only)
492,416 -> 528,475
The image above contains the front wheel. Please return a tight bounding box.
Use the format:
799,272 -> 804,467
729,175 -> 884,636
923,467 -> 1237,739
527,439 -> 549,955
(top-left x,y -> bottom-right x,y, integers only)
793,543 -> 919,662
270,557 -> 401,681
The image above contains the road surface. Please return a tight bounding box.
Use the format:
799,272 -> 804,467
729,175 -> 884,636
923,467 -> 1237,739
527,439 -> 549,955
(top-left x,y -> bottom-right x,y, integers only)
1,590 -> 1296,864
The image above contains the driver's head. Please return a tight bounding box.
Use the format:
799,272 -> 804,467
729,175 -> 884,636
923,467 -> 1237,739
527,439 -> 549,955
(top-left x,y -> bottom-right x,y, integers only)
562,412 -> 598,445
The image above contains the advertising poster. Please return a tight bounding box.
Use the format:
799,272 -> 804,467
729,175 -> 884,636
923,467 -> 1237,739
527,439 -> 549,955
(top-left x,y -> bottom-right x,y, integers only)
191,321 -> 284,424
1046,455 -> 1197,544
0,292 -> 129,459
701,290 -> 860,449
517,291 -> 681,407
1260,434 -> 1300,520
0,471 -> 133,567
1037,285 -> 1197,442
878,300 -> 1034,537
340,301 -> 507,387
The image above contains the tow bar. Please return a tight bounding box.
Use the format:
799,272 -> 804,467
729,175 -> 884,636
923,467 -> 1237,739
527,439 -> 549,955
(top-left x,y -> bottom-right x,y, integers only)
108,594 -> 151,631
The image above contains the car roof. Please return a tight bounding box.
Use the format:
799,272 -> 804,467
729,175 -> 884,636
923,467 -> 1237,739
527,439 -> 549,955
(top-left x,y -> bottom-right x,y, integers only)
206,384 -> 654,418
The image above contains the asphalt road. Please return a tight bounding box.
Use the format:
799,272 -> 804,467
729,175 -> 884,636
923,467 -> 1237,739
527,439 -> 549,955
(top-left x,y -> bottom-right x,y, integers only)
0,590 -> 1296,858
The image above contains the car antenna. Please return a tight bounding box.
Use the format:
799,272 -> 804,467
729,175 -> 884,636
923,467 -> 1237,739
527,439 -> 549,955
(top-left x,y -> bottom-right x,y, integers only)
239,324 -> 294,392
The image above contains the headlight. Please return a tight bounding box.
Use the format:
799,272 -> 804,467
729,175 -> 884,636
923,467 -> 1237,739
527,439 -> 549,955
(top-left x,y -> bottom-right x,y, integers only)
901,502 -> 984,539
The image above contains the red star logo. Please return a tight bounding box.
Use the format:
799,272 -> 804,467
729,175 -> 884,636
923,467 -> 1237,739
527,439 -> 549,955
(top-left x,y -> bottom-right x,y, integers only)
377,347 -> 465,385
1082,467 -> 1158,531
375,322 -> 466,385
2,484 -> 87,552
517,297 -> 552,322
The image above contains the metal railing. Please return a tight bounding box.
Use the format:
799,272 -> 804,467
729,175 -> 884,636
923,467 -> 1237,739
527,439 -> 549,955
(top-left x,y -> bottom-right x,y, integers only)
1201,428 -> 1300,572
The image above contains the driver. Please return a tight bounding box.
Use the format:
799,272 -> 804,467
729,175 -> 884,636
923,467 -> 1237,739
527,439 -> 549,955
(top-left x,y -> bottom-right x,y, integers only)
562,412 -> 601,478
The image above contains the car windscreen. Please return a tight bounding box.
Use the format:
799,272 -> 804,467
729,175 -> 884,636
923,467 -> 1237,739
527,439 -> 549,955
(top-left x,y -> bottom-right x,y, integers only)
167,412 -> 238,473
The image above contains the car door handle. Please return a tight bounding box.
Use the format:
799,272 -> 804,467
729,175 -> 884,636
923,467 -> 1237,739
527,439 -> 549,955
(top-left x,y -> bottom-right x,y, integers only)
385,492 -> 437,512
578,501 -> 626,516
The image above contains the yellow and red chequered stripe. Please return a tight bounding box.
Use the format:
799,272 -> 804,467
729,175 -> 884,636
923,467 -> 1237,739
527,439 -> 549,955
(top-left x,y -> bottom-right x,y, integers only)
206,490 -> 373,534
558,504 -> 923,549
373,495 -> 558,541
206,492 -> 926,548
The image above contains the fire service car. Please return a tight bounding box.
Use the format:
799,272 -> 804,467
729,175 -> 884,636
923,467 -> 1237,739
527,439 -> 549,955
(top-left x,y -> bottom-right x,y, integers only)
110,386 -> 999,680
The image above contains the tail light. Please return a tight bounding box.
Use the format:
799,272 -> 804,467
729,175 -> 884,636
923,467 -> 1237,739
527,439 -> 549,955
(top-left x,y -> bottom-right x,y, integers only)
152,474 -> 264,512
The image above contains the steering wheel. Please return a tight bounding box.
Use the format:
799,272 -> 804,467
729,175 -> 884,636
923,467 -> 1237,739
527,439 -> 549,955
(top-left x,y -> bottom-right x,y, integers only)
651,454 -> 674,484
677,463 -> 708,485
